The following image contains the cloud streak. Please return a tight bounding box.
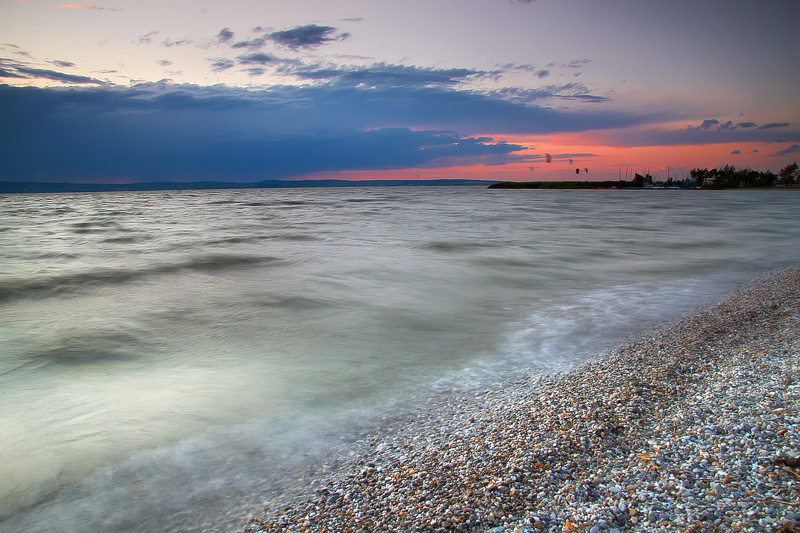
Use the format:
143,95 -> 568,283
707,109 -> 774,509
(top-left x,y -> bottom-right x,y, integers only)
758,122 -> 790,130
0,58 -> 103,84
772,144 -> 800,156
680,118 -> 795,138
162,38 -> 192,47
289,63 -> 484,87
56,4 -> 121,10
689,119 -> 720,131
594,119 -> 800,148
231,36 -> 267,50
237,53 -> 275,65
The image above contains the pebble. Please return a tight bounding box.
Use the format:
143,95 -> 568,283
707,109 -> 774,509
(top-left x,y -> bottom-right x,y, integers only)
241,268 -> 800,533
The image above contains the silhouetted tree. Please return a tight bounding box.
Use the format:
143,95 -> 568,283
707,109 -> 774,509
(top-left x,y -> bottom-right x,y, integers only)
688,164 -> 790,188
690,168 -> 709,187
780,162 -> 798,185
759,170 -> 777,187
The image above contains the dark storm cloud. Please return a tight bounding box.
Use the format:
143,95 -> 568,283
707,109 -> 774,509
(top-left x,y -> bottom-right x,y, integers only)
51,60 -> 76,68
268,24 -> 349,49
0,82 -> 659,182
758,122 -> 790,130
738,122 -> 757,128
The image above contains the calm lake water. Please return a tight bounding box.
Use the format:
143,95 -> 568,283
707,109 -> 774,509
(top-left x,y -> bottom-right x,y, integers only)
1,187 -> 799,532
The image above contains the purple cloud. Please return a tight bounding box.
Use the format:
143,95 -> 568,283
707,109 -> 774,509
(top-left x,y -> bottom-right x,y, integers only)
0,65 -> 27,79
231,37 -> 267,50
210,59 -> 235,72
290,63 -> 482,87
773,144 -> 800,155
690,119 -> 720,130
0,59 -> 101,84
217,27 -> 234,43
758,122 -> 790,130
237,53 -> 275,66
269,24 -> 349,49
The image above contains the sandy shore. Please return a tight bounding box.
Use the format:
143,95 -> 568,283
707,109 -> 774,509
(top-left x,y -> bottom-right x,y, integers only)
241,267 -> 800,533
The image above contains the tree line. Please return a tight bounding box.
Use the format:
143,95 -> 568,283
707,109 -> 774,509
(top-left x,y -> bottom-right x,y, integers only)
689,162 -> 798,188
488,162 -> 799,189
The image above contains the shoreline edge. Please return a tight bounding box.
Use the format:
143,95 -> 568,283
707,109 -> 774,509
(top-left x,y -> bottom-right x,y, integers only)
241,267 -> 800,533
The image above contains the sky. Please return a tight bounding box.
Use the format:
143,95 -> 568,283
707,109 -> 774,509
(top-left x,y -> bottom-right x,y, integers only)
1,0 -> 798,184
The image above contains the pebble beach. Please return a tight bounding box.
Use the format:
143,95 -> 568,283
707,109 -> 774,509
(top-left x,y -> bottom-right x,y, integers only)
241,267 -> 800,533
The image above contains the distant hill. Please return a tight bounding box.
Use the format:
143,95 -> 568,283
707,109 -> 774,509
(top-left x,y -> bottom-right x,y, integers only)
0,179 -> 496,194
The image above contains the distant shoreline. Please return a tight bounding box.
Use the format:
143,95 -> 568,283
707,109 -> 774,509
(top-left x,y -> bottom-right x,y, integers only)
3,179 -> 799,194
3,180 -> 798,194
0,179 -> 494,194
